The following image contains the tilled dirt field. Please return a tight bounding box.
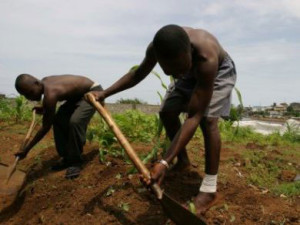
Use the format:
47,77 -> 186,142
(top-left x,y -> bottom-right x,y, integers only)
0,122 -> 299,225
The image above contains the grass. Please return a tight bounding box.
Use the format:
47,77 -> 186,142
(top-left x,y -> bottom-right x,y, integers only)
241,144 -> 299,196
272,181 -> 300,196
219,120 -> 299,146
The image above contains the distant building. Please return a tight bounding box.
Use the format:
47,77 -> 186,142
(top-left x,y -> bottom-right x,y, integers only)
289,102 -> 300,112
243,107 -> 252,117
280,103 -> 289,108
265,106 -> 273,112
248,102 -> 299,118
252,106 -> 265,112
269,110 -> 281,118
274,104 -> 286,112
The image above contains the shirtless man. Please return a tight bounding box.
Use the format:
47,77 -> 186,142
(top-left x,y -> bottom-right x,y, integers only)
88,24 -> 236,214
15,74 -> 102,179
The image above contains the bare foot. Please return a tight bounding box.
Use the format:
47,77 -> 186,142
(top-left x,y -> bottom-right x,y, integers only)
184,192 -> 223,216
193,192 -> 222,215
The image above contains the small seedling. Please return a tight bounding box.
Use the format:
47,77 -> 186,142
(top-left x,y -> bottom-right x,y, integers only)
188,201 -> 196,215
115,173 -> 122,179
118,202 -> 130,212
105,186 -> 115,197
34,155 -> 42,167
99,148 -> 107,163
230,214 -> 236,222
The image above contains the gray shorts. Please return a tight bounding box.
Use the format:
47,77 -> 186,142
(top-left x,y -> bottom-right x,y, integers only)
160,54 -> 237,118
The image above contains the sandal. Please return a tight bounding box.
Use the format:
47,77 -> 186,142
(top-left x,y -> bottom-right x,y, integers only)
65,166 -> 81,179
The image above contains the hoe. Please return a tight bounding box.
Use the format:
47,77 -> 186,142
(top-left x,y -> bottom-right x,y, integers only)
0,110 -> 36,212
87,93 -> 206,225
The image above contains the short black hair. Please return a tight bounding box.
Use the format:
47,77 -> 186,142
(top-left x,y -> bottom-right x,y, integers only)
15,74 -> 31,93
153,24 -> 191,58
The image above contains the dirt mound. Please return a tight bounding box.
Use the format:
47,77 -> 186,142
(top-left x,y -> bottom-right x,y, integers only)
279,170 -> 296,182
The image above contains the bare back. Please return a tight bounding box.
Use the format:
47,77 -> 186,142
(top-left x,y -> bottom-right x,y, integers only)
183,27 -> 226,63
41,75 -> 94,102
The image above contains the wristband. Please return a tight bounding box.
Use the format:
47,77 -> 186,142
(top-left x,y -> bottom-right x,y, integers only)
158,159 -> 170,169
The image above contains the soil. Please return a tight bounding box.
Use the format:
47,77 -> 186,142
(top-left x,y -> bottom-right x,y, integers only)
0,121 -> 299,225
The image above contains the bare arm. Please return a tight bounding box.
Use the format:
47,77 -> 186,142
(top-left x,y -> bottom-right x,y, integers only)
103,43 -> 157,98
163,50 -> 218,164
16,95 -> 57,159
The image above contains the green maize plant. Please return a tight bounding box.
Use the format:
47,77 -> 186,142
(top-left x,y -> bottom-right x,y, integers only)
232,87 -> 244,137
126,66 -> 171,174
15,95 -> 31,122
87,115 -> 117,163
0,97 -> 13,121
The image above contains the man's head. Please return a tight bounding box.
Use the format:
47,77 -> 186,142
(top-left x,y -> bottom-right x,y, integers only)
15,74 -> 43,101
153,25 -> 192,78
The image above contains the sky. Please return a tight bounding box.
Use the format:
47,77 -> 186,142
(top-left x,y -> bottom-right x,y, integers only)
0,0 -> 299,106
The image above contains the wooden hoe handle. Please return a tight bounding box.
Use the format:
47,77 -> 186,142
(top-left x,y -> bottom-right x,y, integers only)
21,109 -> 37,150
6,110 -> 36,183
87,93 -> 163,199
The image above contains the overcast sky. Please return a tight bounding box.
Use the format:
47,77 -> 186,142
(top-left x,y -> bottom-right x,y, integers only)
0,0 -> 299,106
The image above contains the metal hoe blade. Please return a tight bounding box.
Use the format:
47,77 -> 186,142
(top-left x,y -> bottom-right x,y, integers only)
161,192 -> 206,225
0,110 -> 36,212
0,163 -> 26,195
0,163 -> 26,212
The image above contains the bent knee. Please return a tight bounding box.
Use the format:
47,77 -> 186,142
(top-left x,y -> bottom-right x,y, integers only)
201,117 -> 219,130
53,114 -> 63,127
159,111 -> 181,122
69,117 -> 81,127
159,111 -> 168,121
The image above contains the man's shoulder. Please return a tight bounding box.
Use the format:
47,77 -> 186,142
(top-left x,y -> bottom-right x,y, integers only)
42,83 -> 59,102
191,32 -> 223,59
192,29 -> 218,45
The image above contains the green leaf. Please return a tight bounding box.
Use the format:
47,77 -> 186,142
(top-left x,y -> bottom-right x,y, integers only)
188,202 -> 196,215
105,186 -> 115,196
115,173 -> 122,179
118,202 -> 130,212
230,214 -> 236,222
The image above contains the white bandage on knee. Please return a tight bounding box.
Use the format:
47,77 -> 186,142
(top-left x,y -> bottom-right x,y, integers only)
199,174 -> 218,193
